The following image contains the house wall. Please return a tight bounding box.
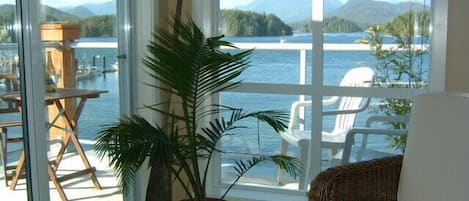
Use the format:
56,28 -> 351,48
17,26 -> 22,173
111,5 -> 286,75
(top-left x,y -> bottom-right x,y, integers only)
446,0 -> 469,92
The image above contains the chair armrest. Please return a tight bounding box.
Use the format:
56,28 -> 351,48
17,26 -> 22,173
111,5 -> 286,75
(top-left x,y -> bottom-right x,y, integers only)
338,115 -> 409,164
322,96 -> 339,105
309,155 -> 403,201
322,97 -> 371,116
288,97 -> 363,128
365,115 -> 410,127
341,128 -> 407,164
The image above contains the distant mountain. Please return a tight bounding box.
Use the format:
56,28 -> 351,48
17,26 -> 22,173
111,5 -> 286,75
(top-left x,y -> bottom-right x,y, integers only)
80,0 -> 116,15
328,0 -> 427,27
236,0 -> 343,23
42,5 -> 79,22
65,6 -> 95,18
0,4 -> 78,23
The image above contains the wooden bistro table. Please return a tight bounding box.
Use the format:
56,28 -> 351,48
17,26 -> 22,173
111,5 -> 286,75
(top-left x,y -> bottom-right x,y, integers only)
0,88 -> 107,201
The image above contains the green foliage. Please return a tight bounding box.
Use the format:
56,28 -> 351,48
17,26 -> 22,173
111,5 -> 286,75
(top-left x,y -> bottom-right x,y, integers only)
385,11 -> 430,38
357,11 -> 430,151
324,17 -> 363,33
0,11 -> 16,42
77,15 -> 116,37
42,5 -> 80,22
0,4 -> 115,38
95,19 -> 300,201
220,9 -> 293,37
289,17 -> 362,33
328,0 -> 428,28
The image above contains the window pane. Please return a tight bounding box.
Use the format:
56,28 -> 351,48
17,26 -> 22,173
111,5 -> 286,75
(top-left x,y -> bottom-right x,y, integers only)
0,1 -> 27,199
220,0 -> 312,85
220,92 -> 303,188
322,97 -> 409,168
324,0 -> 432,88
39,1 -> 121,200
218,0 -> 430,194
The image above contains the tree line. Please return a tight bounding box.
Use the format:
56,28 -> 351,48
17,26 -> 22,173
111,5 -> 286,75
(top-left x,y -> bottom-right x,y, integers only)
292,10 -> 429,34
0,12 -> 116,40
78,15 -> 116,37
0,8 -> 430,40
219,9 -> 367,36
293,16 -> 362,33
220,9 -> 293,37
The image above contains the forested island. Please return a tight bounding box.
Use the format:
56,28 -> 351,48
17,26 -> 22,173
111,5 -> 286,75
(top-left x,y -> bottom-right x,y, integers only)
0,4 -> 116,40
220,9 -> 293,37
0,4 -> 430,40
291,16 -> 363,33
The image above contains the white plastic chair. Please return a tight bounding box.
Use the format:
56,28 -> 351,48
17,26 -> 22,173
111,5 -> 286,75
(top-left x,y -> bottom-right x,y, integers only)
278,67 -> 375,190
333,115 -> 409,166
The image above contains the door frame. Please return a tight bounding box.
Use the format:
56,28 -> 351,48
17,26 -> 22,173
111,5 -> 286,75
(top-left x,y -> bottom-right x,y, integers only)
17,0 -> 50,200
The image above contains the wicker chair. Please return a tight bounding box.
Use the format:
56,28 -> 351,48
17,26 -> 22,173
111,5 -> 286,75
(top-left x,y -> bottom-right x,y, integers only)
310,155 -> 402,201
309,92 -> 469,201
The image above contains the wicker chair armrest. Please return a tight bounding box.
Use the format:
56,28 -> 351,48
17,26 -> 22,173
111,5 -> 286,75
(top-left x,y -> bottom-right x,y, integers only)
309,155 -> 403,201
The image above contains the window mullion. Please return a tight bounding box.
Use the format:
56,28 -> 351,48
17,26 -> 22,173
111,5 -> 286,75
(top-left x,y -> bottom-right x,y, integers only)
309,0 -> 324,183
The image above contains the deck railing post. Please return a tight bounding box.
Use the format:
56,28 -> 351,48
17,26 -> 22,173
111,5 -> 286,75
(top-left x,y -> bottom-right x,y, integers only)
41,24 -> 81,140
299,49 -> 306,130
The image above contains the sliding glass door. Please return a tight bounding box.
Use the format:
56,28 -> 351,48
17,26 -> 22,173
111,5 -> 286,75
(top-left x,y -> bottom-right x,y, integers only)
0,0 -> 31,199
0,0 -> 132,200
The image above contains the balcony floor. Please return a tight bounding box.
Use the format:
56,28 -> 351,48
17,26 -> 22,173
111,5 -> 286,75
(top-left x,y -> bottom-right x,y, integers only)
0,149 -> 122,201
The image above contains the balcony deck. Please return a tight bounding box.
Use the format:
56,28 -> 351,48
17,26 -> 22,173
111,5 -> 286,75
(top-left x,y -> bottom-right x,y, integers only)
0,146 -> 122,201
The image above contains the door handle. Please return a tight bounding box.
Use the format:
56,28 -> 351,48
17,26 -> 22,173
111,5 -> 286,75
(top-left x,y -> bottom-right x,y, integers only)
117,54 -> 127,59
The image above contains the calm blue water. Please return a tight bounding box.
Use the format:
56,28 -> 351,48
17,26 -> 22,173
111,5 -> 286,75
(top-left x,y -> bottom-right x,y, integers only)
0,33 -> 423,172
72,33 -> 428,157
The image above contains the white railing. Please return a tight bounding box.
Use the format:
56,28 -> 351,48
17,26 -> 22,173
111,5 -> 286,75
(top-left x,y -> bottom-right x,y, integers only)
70,42 -> 117,49
0,41 -> 429,90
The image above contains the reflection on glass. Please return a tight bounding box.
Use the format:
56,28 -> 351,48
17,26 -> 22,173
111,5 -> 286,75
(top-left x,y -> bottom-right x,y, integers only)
0,1 -> 26,199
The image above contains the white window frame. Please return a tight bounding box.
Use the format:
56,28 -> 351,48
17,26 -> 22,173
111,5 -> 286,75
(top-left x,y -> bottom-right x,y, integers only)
18,0 -> 50,200
123,0 -> 157,201
16,0 -> 138,200
195,0 -> 447,200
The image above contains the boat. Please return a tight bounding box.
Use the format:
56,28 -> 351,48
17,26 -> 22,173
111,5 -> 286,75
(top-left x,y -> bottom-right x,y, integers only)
76,65 -> 99,80
102,62 -> 118,73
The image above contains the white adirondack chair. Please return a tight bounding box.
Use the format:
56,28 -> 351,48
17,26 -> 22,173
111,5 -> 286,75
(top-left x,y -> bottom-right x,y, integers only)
278,66 -> 375,190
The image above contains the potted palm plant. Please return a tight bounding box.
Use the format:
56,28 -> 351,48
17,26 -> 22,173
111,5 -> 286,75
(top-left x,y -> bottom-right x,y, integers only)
95,18 -> 300,201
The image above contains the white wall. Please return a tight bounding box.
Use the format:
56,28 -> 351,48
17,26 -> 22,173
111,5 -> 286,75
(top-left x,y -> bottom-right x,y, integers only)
446,0 -> 469,92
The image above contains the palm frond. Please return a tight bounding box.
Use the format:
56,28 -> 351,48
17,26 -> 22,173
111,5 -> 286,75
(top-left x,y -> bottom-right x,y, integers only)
143,18 -> 252,118
242,110 -> 289,132
97,17 -> 297,201
95,115 -> 175,195
222,155 -> 301,199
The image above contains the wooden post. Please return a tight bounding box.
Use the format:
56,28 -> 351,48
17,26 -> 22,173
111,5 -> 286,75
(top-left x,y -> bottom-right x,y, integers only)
41,24 -> 80,140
